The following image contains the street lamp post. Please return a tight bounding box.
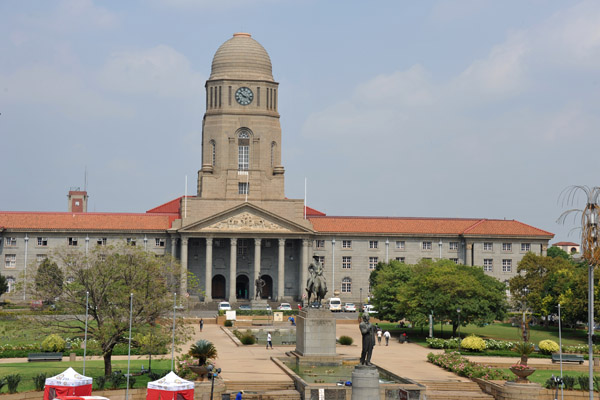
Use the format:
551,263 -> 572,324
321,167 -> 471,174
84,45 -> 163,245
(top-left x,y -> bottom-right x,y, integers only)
207,364 -> 222,400
457,308 -> 462,350
360,288 -> 363,311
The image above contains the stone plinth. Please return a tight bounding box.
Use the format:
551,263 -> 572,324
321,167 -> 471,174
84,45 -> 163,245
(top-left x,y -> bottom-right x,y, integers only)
351,365 -> 379,400
250,299 -> 269,309
295,309 -> 336,357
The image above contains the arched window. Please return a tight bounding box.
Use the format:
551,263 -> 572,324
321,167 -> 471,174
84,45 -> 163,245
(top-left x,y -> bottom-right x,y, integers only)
6,277 -> 15,293
210,140 -> 216,166
271,141 -> 277,167
341,277 -> 352,293
238,130 -> 251,171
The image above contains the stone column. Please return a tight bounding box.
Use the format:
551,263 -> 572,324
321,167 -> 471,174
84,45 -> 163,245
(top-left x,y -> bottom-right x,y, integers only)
205,238 -> 213,302
250,239 -> 262,299
229,238 -> 237,303
278,239 -> 286,301
541,244 -> 547,257
180,238 -> 188,296
300,239 -> 309,300
170,238 -> 177,259
466,243 -> 473,266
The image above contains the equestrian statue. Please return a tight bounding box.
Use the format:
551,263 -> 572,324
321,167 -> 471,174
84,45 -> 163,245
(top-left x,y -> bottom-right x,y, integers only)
305,256 -> 328,306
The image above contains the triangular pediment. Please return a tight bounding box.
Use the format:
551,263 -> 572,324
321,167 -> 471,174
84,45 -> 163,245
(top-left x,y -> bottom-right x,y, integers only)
179,203 -> 313,234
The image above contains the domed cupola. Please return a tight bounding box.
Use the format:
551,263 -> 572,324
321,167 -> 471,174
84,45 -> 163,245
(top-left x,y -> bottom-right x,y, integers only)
209,33 -> 273,81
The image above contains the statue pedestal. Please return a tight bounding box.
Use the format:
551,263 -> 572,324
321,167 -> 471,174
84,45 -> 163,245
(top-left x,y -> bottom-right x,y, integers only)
351,365 -> 379,400
251,299 -> 269,310
295,309 -> 336,357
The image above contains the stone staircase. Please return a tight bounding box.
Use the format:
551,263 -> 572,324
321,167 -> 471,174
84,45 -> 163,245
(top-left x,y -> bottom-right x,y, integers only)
224,380 -> 300,400
419,380 -> 494,400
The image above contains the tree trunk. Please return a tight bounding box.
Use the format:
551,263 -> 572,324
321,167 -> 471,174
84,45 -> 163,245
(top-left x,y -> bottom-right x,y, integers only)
452,322 -> 458,337
149,353 -> 152,373
103,351 -> 113,376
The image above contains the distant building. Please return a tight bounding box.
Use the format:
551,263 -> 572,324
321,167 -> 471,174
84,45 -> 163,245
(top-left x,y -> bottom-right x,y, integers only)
0,33 -> 554,303
552,241 -> 580,254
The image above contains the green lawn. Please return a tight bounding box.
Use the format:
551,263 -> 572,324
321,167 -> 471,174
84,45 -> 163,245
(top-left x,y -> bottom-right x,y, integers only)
378,322 -> 588,347
0,318 -> 95,346
0,358 -> 172,393
501,368 -> 599,389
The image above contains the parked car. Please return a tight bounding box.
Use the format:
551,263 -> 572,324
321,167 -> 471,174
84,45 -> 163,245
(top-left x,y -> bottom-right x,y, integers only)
278,302 -> 292,310
343,302 -> 356,312
238,304 -> 252,311
363,304 -> 377,314
218,301 -> 231,311
328,297 -> 342,312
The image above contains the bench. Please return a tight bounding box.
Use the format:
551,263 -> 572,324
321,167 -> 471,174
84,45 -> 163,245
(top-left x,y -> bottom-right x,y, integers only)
552,354 -> 584,364
28,352 -> 63,362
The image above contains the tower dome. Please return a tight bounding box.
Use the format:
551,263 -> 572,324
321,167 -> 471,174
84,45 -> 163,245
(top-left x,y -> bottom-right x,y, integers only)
209,33 -> 274,81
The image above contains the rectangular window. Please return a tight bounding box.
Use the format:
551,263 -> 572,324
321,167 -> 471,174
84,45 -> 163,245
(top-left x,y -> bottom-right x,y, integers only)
315,240 -> 325,249
369,240 -> 378,249
369,256 -> 378,269
36,254 -> 47,263
37,237 -> 48,247
127,238 -> 136,246
5,254 -> 16,268
483,242 -> 493,251
237,239 -> 248,257
502,259 -> 512,272
4,237 -> 16,247
422,241 -> 432,250
483,259 -> 493,272
502,243 -> 512,252
342,240 -> 352,249
521,243 -> 531,252
395,241 -> 405,250
395,257 -> 405,263
97,238 -> 107,246
450,258 -> 459,264
342,256 -> 352,269
155,238 -> 165,247
68,237 -> 78,246
341,278 -> 352,293
316,256 -> 325,267
238,182 -> 249,195
238,145 -> 249,171
449,242 -> 459,250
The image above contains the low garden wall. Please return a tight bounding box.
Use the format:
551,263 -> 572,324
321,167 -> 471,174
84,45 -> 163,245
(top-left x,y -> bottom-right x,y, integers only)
473,378 -> 600,400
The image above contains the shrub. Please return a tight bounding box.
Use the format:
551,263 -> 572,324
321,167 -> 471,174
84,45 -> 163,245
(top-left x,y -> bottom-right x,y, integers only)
95,375 -> 107,390
42,334 -> 66,352
240,334 -> 256,345
0,377 -> 6,392
339,336 -> 353,346
6,374 -> 21,394
127,376 -> 136,389
108,371 -> 126,389
224,320 -> 233,327
427,352 -> 509,380
426,337 -> 460,349
539,340 -> 559,355
578,375 -> 590,391
461,335 -> 486,352
562,375 -> 575,390
484,339 -> 515,351
189,339 -> 217,365
32,373 -> 47,391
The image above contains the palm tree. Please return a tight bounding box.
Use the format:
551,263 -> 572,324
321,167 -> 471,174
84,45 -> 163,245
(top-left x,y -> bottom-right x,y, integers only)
189,339 -> 217,366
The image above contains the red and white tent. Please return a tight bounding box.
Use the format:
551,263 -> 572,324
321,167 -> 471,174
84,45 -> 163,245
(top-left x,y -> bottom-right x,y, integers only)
43,367 -> 93,400
146,371 -> 194,400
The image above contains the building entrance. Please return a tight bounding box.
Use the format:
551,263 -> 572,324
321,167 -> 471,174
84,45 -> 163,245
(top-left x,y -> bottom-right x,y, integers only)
236,275 -> 249,299
212,274 -> 226,299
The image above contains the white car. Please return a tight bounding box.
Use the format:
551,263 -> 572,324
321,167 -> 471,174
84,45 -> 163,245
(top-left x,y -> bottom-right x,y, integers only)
363,304 -> 377,314
343,303 -> 356,312
218,301 -> 231,311
277,302 -> 292,310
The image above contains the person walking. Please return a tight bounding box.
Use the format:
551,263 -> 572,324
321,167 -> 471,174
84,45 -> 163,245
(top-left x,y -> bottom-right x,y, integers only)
235,390 -> 244,400
383,330 -> 390,346
377,328 -> 382,345
266,332 -> 273,349
199,318 -> 204,332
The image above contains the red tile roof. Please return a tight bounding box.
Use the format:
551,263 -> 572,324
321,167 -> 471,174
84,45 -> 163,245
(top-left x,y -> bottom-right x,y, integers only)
553,241 -> 579,246
0,212 -> 176,231
305,206 -> 326,217
308,216 -> 554,237
147,196 -> 191,215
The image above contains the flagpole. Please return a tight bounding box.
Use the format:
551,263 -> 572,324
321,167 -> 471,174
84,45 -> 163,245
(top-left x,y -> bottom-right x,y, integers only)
304,177 -> 307,219
172,292 -> 177,371
126,293 -> 133,400
83,291 -> 89,375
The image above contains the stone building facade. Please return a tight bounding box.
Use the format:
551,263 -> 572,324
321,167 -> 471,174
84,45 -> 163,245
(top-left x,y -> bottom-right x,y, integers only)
0,33 -> 553,304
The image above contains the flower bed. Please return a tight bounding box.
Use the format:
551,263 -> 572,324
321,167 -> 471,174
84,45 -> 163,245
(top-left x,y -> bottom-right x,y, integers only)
427,351 -> 510,380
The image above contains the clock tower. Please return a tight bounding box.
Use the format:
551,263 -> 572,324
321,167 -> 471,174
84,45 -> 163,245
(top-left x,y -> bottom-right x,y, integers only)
197,33 -> 285,200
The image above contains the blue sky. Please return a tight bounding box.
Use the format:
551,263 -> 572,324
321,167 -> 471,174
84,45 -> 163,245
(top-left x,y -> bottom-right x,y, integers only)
1,0 -> 600,243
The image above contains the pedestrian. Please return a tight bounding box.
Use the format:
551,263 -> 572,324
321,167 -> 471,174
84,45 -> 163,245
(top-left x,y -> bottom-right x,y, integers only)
199,318 -> 204,332
377,328 -> 382,345
235,390 -> 244,400
401,332 -> 408,344
266,332 -> 273,349
384,330 -> 390,346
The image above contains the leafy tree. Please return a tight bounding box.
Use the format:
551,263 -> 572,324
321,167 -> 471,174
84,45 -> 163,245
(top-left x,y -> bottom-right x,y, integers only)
36,243 -> 185,376
370,260 -> 413,322
509,253 -> 577,326
34,259 -> 64,304
0,274 -> 8,300
134,324 -> 169,373
547,246 -> 571,260
371,259 -> 508,335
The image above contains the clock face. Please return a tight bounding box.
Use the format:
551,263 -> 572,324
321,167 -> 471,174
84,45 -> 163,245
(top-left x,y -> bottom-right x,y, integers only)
235,87 -> 254,105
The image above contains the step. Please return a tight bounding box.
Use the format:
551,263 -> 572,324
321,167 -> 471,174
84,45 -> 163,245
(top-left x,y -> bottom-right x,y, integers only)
425,391 -> 494,400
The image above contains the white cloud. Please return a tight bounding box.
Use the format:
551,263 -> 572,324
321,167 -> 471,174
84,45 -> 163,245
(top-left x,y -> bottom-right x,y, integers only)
98,45 -> 205,98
